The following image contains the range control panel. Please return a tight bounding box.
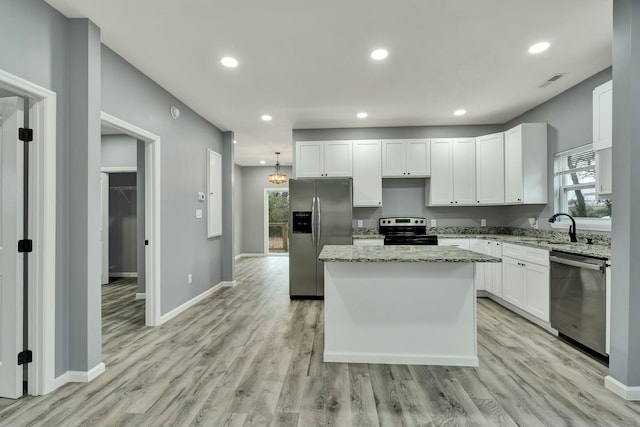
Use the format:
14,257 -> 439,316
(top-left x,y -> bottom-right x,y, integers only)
379,217 -> 427,227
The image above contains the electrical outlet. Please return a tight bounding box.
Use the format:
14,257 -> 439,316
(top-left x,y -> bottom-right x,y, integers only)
188,273 -> 193,284
195,209 -> 203,219
481,219 -> 486,227
430,219 -> 437,227
357,220 -> 363,228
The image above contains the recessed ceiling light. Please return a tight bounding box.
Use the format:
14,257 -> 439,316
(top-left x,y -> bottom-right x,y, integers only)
528,42 -> 550,54
259,160 -> 266,164
261,115 -> 272,121
454,109 -> 467,116
370,49 -> 388,60
221,57 -> 239,68
357,112 -> 368,119
233,139 -> 237,144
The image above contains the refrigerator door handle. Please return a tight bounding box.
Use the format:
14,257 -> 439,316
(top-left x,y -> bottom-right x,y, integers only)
317,196 -> 322,248
311,196 -> 317,248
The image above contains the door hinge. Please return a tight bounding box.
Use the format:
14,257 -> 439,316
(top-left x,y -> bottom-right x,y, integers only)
145,240 -> 149,246
18,239 -> 33,253
18,128 -> 33,142
18,350 -> 32,365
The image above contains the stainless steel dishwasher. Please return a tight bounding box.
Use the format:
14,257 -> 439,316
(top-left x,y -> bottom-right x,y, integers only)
550,251 -> 608,357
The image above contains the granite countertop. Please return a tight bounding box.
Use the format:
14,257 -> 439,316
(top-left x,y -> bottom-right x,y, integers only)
352,234 -> 385,240
319,245 -> 502,263
438,234 -> 611,259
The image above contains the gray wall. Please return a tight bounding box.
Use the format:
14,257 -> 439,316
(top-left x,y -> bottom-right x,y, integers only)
108,173 -> 137,274
293,125 -> 506,228
503,67 -> 613,230
101,45 -> 228,315
239,165 -> 293,254
234,164 -> 244,257
101,134 -> 137,168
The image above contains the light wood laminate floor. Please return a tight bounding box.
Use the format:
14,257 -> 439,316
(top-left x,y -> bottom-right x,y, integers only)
1,257 -> 639,426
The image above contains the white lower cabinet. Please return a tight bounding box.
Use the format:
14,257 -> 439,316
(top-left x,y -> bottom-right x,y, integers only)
470,240 -> 502,296
501,243 -> 550,323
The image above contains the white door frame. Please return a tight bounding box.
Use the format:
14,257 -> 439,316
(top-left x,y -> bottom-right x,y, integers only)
0,69 -> 56,396
263,187 -> 289,255
100,112 -> 161,327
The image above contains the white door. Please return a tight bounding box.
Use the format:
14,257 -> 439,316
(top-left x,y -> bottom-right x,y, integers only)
207,149 -> 222,237
452,138 -> 476,205
504,126 -> 524,204
502,257 -> 524,308
469,239 -> 485,291
0,97 -> 24,399
352,140 -> 382,207
405,139 -> 430,177
593,80 -> 613,151
482,240 -> 494,293
476,132 -> 505,205
491,242 -> 503,298
429,139 -> 453,205
101,173 -> 109,285
523,263 -> 550,322
381,140 -> 406,177
324,141 -> 352,177
295,141 -> 324,177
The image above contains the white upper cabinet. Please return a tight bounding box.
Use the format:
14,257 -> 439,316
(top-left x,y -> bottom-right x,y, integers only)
476,132 -> 505,205
381,139 -> 430,177
596,148 -> 612,196
353,140 -> 382,207
593,80 -> 613,151
295,141 -> 352,178
429,138 -> 476,206
504,123 -> 547,205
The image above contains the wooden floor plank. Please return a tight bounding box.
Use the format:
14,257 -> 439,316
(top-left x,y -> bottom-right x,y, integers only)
1,258 -> 639,427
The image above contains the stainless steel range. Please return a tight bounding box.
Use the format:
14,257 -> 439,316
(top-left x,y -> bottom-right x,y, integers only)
379,217 -> 438,245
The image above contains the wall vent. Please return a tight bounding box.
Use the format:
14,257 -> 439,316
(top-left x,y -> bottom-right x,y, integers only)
539,73 -> 567,88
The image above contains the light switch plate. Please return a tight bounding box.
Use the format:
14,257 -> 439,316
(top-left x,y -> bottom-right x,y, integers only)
188,273 -> 193,284
481,219 -> 486,227
357,220 -> 363,228
196,209 -> 203,219
430,219 -> 437,227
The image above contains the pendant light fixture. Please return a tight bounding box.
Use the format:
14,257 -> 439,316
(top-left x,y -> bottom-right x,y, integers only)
268,152 -> 287,184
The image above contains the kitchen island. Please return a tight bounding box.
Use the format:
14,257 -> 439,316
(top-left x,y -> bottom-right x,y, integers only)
318,245 -> 500,367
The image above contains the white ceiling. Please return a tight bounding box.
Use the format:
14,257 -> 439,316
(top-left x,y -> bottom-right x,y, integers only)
44,0 -> 612,166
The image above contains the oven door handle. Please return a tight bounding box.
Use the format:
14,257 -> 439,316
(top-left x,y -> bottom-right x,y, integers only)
550,256 -> 604,271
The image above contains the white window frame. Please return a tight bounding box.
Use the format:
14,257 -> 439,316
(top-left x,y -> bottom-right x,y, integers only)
553,144 -> 611,232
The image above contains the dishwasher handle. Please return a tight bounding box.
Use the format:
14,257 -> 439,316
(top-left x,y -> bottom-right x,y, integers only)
550,255 -> 604,271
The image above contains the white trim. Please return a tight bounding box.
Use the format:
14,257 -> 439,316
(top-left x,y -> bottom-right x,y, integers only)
605,376 -> 640,401
235,253 -> 266,260
51,373 -> 69,392
67,363 -> 106,383
100,166 -> 137,173
220,280 -> 237,288
159,282 -> 226,325
0,69 -> 57,396
323,351 -> 479,367
109,272 -> 138,278
135,293 -> 146,300
554,143 -> 592,157
263,187 -> 289,255
101,112 -> 161,327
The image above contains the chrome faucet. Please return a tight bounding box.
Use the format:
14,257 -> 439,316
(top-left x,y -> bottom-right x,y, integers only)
548,213 -> 577,242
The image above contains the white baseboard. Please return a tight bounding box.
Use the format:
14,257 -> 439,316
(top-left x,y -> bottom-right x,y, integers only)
159,282 -> 227,325
605,375 -> 640,401
135,292 -> 146,300
67,362 -> 106,383
323,351 -> 479,367
221,280 -> 237,288
235,253 -> 265,260
486,294 -> 557,335
110,272 -> 138,278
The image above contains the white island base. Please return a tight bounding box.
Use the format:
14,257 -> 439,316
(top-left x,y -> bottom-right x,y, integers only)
323,262 -> 478,367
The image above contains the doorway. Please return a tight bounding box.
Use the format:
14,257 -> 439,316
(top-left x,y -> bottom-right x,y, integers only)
264,188 -> 290,255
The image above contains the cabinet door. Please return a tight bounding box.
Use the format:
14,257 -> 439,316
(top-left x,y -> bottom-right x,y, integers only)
504,126 -> 524,204
207,149 -> 222,237
381,140 -> 406,177
482,240 -> 494,293
324,141 -> 353,177
405,139 -> 430,177
476,133 -> 505,205
429,139 -> 453,205
593,80 -> 613,151
596,148 -> 612,196
502,257 -> 524,308
491,242 -> 503,298
469,240 -> 485,291
296,141 -> 324,177
353,140 -> 382,207
452,138 -> 476,205
523,263 -> 550,322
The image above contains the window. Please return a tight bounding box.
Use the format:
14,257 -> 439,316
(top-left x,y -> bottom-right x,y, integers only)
554,145 -> 611,230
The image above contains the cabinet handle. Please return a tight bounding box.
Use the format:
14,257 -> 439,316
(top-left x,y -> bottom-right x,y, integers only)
455,201 -> 458,204
403,172 -> 406,175
407,172 -> 410,175
450,201 -> 453,204
517,198 -> 521,201
378,201 -> 381,205
477,201 -> 480,204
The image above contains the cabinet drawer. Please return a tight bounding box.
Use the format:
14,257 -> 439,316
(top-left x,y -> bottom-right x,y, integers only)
502,243 -> 548,267
502,243 -> 524,259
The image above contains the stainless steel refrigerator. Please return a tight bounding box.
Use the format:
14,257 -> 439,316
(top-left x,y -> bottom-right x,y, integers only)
289,178 -> 352,298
